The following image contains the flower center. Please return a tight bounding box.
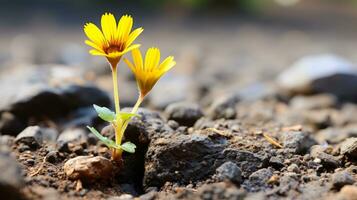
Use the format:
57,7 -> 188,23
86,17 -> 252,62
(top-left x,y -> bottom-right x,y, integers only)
105,44 -> 124,54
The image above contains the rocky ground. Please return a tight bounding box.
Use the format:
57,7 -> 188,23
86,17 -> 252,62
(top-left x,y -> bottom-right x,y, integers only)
1,10 -> 357,200
0,53 -> 357,200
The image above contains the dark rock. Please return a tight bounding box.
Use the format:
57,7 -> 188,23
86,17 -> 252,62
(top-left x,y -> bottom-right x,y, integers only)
277,173 -> 300,195
124,108 -> 173,141
15,126 -> 58,148
221,149 -> 263,177
215,161 -> 242,183
340,137 -> 357,158
63,156 -> 113,182
46,151 -> 60,164
208,94 -> 240,119
310,145 -> 340,169
0,66 -> 110,120
144,133 -> 226,188
246,168 -> 273,191
277,54 -> 357,101
332,171 -> 355,190
115,108 -> 173,191
269,156 -> 285,169
57,128 -> 88,152
0,112 -> 25,136
165,102 -> 204,127
0,152 -> 25,200
280,131 -> 317,154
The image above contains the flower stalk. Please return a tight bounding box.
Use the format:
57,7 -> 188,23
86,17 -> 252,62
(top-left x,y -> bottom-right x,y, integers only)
84,13 -> 175,164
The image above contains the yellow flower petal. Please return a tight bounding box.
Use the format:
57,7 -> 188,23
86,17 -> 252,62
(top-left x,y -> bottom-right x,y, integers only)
85,40 -> 105,53
132,48 -> 143,70
159,56 -> 176,72
126,28 -> 143,47
89,49 -> 107,56
84,23 -> 106,47
144,48 -> 160,71
117,15 -> 133,43
124,47 -> 176,97
124,58 -> 136,72
84,13 -> 142,62
101,13 -> 117,43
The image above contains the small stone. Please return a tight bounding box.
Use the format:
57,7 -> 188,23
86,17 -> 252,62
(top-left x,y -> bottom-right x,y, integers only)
340,137 -> 357,158
269,157 -> 285,169
46,151 -> 60,164
208,94 -> 240,119
280,131 -> 317,154
15,126 -> 58,149
332,171 -> 355,190
57,128 -> 88,152
310,145 -> 340,169
167,120 -> 179,130
277,54 -> 357,101
287,164 -> 300,173
248,168 -> 273,188
215,161 -> 242,183
63,156 -> 113,182
165,102 -> 204,127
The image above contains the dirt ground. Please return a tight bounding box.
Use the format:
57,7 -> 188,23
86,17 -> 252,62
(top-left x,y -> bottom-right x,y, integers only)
1,3 -> 357,200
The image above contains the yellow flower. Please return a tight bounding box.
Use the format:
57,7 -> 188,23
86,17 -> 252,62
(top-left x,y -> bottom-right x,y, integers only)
84,13 -> 143,66
124,48 -> 176,97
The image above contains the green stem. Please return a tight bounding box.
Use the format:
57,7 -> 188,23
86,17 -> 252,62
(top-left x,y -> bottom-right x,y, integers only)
117,95 -> 144,145
110,64 -> 122,161
111,66 -> 120,118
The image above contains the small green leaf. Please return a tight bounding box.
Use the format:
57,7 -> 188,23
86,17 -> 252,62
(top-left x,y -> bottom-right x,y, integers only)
118,112 -> 139,121
93,104 -> 116,122
87,126 -> 120,149
121,142 -> 136,153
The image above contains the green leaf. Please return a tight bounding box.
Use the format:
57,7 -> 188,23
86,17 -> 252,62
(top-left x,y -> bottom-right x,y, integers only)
86,126 -> 120,149
118,112 -> 140,121
93,104 -> 116,122
121,142 -> 136,153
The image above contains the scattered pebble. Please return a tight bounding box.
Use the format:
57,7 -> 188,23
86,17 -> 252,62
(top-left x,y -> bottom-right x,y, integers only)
215,161 -> 242,183
165,102 -> 204,127
332,171 -> 355,190
63,156 -> 113,182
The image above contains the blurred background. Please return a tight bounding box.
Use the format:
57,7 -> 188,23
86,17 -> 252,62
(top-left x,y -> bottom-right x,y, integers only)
1,0 -> 357,112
